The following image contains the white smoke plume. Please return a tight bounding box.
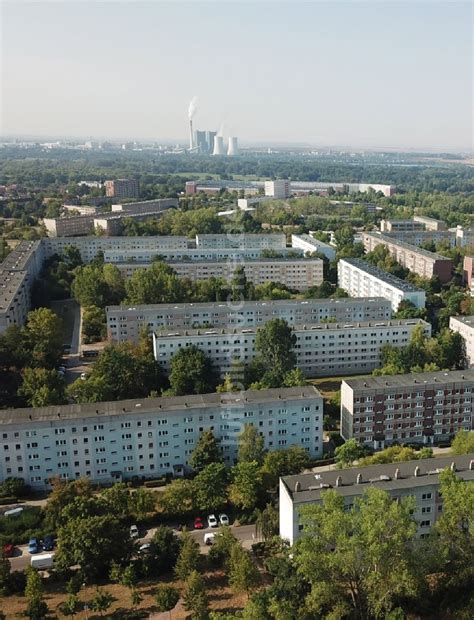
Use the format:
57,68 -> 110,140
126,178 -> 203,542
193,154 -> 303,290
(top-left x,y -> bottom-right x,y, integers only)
188,96 -> 198,120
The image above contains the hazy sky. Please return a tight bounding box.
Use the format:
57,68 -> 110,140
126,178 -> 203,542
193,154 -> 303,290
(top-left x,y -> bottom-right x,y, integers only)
1,1 -> 472,150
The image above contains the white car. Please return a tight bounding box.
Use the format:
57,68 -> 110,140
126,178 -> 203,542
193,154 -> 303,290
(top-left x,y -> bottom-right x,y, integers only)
204,533 -> 215,546
130,525 -> 139,539
138,543 -> 151,554
80,372 -> 87,381
207,514 -> 218,528
219,514 -> 229,526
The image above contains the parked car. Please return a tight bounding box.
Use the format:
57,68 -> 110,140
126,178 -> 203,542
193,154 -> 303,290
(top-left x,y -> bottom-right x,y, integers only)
58,366 -> 66,373
130,525 -> 139,539
80,372 -> 87,380
42,535 -> 55,551
204,533 -> 216,546
219,513 -> 229,526
28,538 -> 40,554
138,543 -> 151,554
30,553 -> 54,570
193,517 -> 204,530
207,514 -> 218,528
2,543 -> 14,558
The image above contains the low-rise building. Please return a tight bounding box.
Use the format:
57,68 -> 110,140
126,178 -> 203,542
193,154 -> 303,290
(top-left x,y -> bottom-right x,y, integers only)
116,257 -> 324,291
340,369 -> 474,450
362,232 -> 453,283
106,297 -> 392,343
338,258 -> 426,311
449,316 -> 474,367
0,387 -> 324,490
291,234 -> 336,261
153,319 -> 430,377
413,216 -> 447,231
279,453 -> 474,544
110,198 -> 178,213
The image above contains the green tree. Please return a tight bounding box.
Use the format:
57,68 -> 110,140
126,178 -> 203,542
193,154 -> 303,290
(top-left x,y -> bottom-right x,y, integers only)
183,570 -> 209,620
208,526 -> 238,568
56,515 -> 133,580
25,307 -> 64,368
231,266 -> 252,301
238,424 -> 265,465
334,438 -> 366,468
125,261 -> 184,304
59,594 -> 81,618
155,584 -> 179,616
146,526 -> 181,575
130,588 -> 143,610
89,588 -> 113,617
82,305 -> 106,343
255,503 -> 279,541
102,263 -> 126,304
229,461 -> 263,512
120,564 -> 137,590
254,319 -> 297,387
18,367 -> 66,407
72,265 -> 109,307
190,429 -> 222,471
261,446 -> 310,488
24,567 -> 48,620
168,345 -> 218,396
130,487 -> 156,518
0,554 -> 11,595
175,529 -> 201,580
193,462 -> 229,512
451,430 -> 474,455
159,479 -> 194,516
44,477 -> 94,530
295,487 -> 418,619
229,545 -> 260,598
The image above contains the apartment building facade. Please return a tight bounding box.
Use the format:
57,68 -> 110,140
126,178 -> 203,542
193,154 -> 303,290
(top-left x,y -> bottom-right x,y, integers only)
338,258 -> 426,311
380,220 -> 425,233
449,316 -> 474,367
110,198 -> 178,213
103,247 -> 303,264
195,233 -> 287,250
340,369 -> 474,449
153,319 -> 430,377
413,216 -> 447,231
291,234 -> 336,260
0,387 -> 324,490
382,230 -> 455,248
362,232 -> 453,283
116,258 -> 324,291
105,179 -> 140,199
106,297 -> 392,343
279,454 -> 474,544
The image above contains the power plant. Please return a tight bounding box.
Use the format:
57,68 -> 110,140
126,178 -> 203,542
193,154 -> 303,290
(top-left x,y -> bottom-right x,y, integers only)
186,97 -> 238,156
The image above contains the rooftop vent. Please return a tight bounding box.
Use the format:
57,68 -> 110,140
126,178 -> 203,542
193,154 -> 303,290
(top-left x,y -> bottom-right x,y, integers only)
450,462 -> 456,472
335,476 -> 343,487
294,481 -> 301,492
320,483 -> 332,489
470,460 -> 474,471
356,473 -> 363,484
394,468 -> 401,479
414,466 -> 421,477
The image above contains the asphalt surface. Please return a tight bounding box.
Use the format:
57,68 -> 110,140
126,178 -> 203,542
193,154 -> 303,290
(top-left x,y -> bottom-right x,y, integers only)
8,523 -> 258,572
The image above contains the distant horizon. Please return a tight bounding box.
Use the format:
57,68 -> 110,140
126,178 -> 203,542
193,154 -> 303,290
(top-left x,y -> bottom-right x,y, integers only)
2,2 -> 472,152
1,133 -> 472,156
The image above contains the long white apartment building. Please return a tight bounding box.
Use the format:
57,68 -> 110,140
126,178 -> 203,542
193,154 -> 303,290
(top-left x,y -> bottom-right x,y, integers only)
340,369 -> 474,449
153,319 -> 431,377
107,297 -> 392,343
195,233 -> 286,249
103,247 -> 303,264
338,258 -> 426,311
110,198 -> 178,213
449,315 -> 474,367
0,241 -> 46,334
280,454 -> 474,545
116,258 -> 324,291
0,387 -> 323,490
291,234 -> 336,261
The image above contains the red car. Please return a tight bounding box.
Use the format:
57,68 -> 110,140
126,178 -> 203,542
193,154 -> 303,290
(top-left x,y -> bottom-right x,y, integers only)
193,517 -> 204,530
3,543 -> 14,558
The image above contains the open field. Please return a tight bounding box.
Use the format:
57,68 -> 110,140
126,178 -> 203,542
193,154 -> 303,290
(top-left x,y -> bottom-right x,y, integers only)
2,570 -> 248,619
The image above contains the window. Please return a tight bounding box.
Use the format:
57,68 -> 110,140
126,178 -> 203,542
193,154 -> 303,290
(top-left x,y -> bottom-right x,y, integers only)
422,492 -> 432,500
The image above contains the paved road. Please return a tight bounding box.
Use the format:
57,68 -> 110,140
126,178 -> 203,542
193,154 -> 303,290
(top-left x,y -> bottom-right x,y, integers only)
9,523 -> 258,572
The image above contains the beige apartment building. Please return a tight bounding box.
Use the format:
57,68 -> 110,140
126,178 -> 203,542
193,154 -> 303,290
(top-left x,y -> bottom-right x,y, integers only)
153,319 -> 430,377
362,232 -> 453,283
280,453 -> 474,545
341,369 -> 474,449
115,257 -> 324,291
449,315 -> 474,367
106,297 -> 392,343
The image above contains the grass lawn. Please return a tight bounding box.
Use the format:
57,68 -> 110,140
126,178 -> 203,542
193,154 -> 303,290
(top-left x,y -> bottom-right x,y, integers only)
3,569 -> 249,619
309,373 -> 372,399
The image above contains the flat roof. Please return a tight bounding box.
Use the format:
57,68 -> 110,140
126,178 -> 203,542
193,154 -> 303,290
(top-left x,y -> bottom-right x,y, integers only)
450,315 -> 474,328
1,241 -> 40,271
364,232 -> 451,261
116,257 -> 323,266
0,270 -> 27,309
293,234 -> 334,249
154,318 -> 429,338
282,453 -> 474,504
0,386 -> 321,426
342,368 -> 474,391
340,258 -> 425,293
106,297 -> 391,313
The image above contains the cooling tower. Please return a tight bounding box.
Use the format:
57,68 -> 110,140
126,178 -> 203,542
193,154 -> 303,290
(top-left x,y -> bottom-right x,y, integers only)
227,136 -> 238,156
213,135 -> 225,156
